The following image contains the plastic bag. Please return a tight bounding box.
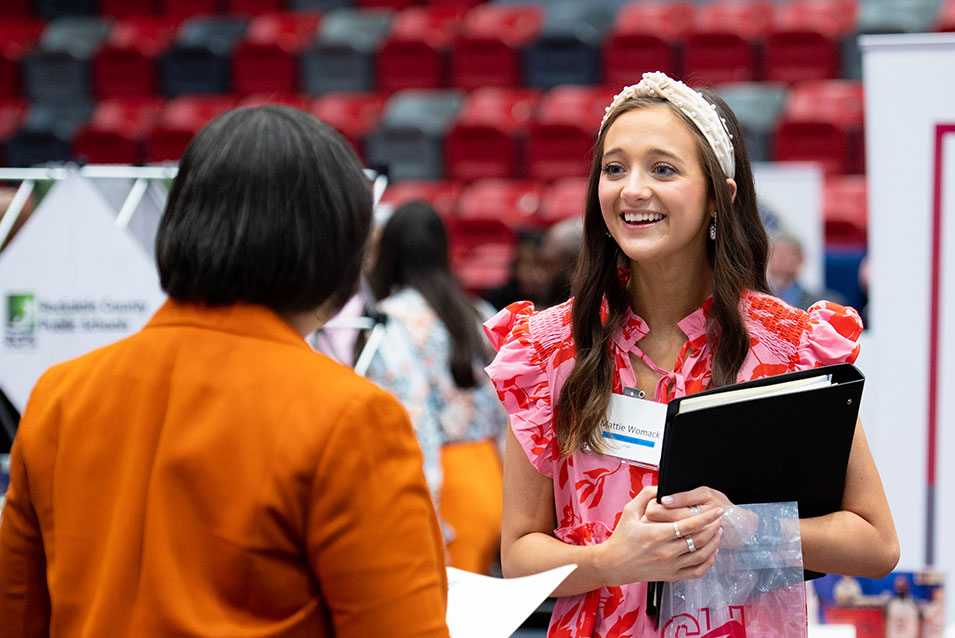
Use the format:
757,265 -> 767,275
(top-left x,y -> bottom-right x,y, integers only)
660,502 -> 807,638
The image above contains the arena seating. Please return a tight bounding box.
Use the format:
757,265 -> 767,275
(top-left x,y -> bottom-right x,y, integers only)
5,0 -> 946,299
444,86 -> 538,180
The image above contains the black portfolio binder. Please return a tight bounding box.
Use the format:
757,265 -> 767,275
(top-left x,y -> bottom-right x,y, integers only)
646,363 -> 865,617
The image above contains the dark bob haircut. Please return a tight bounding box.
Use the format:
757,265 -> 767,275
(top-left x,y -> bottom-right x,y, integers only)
156,105 -> 373,315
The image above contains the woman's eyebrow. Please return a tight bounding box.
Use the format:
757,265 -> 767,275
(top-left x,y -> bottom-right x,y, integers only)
602,147 -> 683,162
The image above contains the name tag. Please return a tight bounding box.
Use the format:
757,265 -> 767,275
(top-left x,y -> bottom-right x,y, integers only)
600,391 -> 667,470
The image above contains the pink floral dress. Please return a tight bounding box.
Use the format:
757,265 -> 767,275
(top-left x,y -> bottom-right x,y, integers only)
483,290 -> 863,638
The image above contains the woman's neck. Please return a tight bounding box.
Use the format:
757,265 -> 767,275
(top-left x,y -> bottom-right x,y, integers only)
627,256 -> 713,332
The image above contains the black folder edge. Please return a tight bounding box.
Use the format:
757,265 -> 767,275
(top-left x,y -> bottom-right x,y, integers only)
645,363 -> 865,620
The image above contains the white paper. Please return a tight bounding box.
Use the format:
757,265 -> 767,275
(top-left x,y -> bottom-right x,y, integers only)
446,564 -> 576,638
677,374 -> 833,414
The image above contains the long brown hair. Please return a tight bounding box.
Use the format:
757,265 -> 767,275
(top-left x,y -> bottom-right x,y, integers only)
369,200 -> 488,388
554,92 -> 770,456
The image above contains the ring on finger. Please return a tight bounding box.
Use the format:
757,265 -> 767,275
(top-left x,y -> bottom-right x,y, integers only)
686,536 -> 696,553
688,504 -> 702,516
673,521 -> 682,538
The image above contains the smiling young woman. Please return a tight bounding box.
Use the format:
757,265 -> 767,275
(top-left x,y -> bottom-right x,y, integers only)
482,72 -> 899,637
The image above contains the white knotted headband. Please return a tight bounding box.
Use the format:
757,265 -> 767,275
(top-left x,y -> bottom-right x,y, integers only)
599,71 -> 736,179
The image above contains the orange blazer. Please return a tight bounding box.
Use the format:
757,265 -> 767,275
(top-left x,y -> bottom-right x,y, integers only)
0,301 -> 449,638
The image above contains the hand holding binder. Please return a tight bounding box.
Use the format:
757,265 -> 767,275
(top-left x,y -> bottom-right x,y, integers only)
645,363 -> 864,617
656,363 -> 864,519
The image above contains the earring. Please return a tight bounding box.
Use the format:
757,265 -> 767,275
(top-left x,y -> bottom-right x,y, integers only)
605,229 -> 612,238
709,212 -> 717,240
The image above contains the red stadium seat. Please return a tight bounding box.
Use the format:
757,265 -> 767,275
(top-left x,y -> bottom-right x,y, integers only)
772,79 -> 864,174
309,91 -> 387,162
527,85 -> 614,182
359,0 -> 417,9
603,2 -> 693,87
444,87 -> 538,181
73,97 -> 164,165
0,0 -> 32,17
146,95 -> 237,163
99,0 -> 156,18
447,217 -> 516,293
823,173 -> 866,247
378,180 -> 463,219
765,0 -> 857,83
239,93 -> 312,110
157,0 -> 218,20
539,177 -> 588,225
450,4 -> 544,90
376,7 -> 464,92
93,17 -> 180,98
0,19 -> 45,98
684,0 -> 773,84
426,0 -> 485,8
233,12 -> 321,95
225,0 -> 286,15
935,0 -> 955,30
0,98 -> 28,165
457,179 -> 543,230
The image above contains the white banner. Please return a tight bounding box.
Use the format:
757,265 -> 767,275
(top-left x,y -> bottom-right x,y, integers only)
0,171 -> 165,412
753,162 -> 825,291
861,32 -> 955,630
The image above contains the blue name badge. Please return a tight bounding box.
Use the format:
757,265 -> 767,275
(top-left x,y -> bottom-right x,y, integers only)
600,392 -> 667,470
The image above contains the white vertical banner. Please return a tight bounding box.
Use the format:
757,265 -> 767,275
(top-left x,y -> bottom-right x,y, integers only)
0,171 -> 165,412
753,162 -> 825,291
861,33 -> 955,629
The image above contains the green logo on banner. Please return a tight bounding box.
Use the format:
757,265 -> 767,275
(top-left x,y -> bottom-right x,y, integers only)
6,293 -> 37,348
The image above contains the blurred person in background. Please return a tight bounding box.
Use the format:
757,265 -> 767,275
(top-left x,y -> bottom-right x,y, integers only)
366,200 -> 508,575
484,229 -> 549,311
0,106 -> 450,638
539,217 -> 584,308
768,231 -> 846,310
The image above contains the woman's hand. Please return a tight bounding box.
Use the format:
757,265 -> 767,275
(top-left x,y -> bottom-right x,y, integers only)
597,485 -> 724,585
643,486 -> 733,524
643,486 -> 756,548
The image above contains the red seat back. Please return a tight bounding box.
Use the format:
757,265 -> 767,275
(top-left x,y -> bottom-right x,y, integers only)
376,7 -> 464,92
527,86 -> 614,181
0,19 -> 44,98
539,177 -> 588,225
378,180 -> 463,219
93,17 -> 181,98
233,13 -> 321,95
445,87 -> 538,180
158,0 -> 219,21
224,0 -> 286,16
450,4 -> 543,90
765,0 -> 857,83
823,174 -> 867,246
73,97 -> 164,165
457,179 -> 543,229
99,0 -> 156,18
684,0 -> 773,84
310,92 -> 387,161
603,2 -> 693,86
146,95 -> 238,163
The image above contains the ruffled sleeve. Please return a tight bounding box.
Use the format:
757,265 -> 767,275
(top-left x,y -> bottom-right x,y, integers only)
797,300 -> 864,369
483,302 -> 559,479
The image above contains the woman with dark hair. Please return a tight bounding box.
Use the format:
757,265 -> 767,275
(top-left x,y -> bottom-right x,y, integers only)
366,200 -> 507,575
0,106 -> 450,638
484,73 -> 898,635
